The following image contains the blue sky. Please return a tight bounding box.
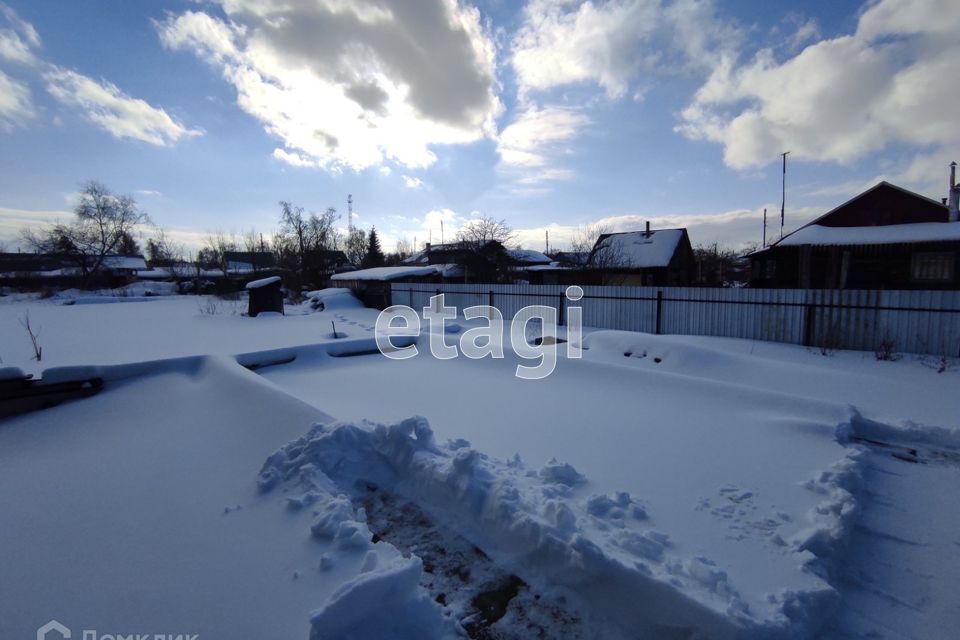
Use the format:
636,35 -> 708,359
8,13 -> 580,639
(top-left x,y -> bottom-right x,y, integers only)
1,0 -> 958,254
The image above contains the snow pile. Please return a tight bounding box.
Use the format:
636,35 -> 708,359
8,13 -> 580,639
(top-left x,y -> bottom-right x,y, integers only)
305,288 -> 365,311
309,556 -> 458,640
258,416 -> 865,638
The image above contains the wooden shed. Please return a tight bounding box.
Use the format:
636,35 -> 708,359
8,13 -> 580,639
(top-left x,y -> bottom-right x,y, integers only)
246,276 -> 284,316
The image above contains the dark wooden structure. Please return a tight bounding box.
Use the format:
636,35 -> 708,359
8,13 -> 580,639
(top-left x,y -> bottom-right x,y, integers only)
751,182 -> 960,289
246,276 -> 284,316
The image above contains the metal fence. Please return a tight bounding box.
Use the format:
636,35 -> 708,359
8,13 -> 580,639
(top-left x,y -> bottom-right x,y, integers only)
390,283 -> 960,356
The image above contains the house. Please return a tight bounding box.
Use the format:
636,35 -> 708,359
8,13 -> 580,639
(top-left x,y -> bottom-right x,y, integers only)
552,251 -> 589,268
223,251 -> 277,272
587,223 -> 695,285
330,264 -> 463,309
0,252 -> 146,287
750,172 -> 960,289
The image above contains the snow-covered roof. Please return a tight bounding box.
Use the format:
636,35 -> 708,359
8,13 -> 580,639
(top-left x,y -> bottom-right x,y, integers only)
401,250 -> 428,265
777,222 -> 960,247
330,264 -> 462,281
524,263 -> 572,272
245,276 -> 282,290
506,248 -> 551,264
101,255 -> 147,270
591,229 -> 685,269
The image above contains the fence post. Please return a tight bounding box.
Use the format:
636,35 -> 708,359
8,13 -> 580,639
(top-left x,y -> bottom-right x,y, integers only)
655,290 -> 663,335
803,303 -> 816,347
489,289 -> 494,320
558,291 -> 565,326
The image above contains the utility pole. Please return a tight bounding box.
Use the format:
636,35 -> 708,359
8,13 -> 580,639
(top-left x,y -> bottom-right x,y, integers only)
762,208 -> 767,247
545,230 -> 550,254
780,151 -> 790,240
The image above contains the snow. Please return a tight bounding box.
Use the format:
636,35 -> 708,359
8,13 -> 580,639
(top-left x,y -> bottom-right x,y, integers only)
777,221 -> 960,246
506,248 -> 551,264
246,275 -> 282,289
592,229 -> 684,268
1,290 -> 958,639
330,264 -> 462,281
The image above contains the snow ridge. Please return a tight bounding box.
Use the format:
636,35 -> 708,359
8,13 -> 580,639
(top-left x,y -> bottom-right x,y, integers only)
257,416 -> 871,638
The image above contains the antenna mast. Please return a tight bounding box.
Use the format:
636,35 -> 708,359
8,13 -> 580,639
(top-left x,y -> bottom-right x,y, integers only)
780,151 -> 790,240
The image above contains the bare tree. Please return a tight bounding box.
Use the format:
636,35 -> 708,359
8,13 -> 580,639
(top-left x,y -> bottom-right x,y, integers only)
201,230 -> 238,276
456,215 -> 514,248
20,311 -> 42,361
394,236 -> 413,261
146,228 -> 190,279
242,228 -> 270,254
570,222 -> 610,256
276,201 -> 340,273
21,181 -> 149,284
344,227 -> 368,266
587,234 -> 627,271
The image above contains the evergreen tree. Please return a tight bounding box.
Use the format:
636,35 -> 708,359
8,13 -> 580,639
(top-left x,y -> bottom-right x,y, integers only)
362,227 -> 385,268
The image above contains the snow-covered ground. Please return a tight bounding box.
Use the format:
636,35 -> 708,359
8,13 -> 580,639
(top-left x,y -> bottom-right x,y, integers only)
0,287 -> 957,639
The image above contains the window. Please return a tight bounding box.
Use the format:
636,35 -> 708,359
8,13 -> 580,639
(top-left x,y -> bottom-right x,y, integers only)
911,252 -> 955,282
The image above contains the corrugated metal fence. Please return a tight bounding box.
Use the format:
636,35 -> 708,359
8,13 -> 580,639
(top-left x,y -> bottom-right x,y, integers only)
390,283 -> 960,356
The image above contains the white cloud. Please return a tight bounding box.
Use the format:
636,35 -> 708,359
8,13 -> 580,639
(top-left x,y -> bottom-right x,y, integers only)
0,2 -> 40,65
378,166 -> 392,177
0,206 -> 69,248
677,0 -> 960,171
43,67 -> 203,146
497,105 -> 589,183
402,175 -> 425,189
272,147 -> 321,169
0,69 -> 32,129
158,1 -> 502,171
1,4 -> 199,146
511,0 -> 738,98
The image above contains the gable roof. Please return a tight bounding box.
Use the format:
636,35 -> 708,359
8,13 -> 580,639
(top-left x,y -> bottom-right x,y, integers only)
767,182 -> 951,250
506,248 -> 551,265
589,229 -> 686,269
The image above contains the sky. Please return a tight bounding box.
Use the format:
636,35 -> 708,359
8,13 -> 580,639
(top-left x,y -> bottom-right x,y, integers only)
0,0 -> 958,255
